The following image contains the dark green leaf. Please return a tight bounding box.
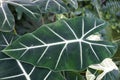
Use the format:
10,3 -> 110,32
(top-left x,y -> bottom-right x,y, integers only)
0,32 -> 64,80
0,0 -> 40,32
63,71 -> 85,80
33,0 -> 68,13
0,2 -> 14,32
3,16 -> 117,71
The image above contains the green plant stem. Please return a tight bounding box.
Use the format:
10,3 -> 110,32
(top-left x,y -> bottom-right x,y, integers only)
13,28 -> 17,35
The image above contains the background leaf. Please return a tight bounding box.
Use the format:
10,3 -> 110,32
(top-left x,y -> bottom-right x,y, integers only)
0,2 -> 15,32
0,0 -> 68,32
0,0 -> 40,32
33,0 -> 68,13
65,0 -> 78,9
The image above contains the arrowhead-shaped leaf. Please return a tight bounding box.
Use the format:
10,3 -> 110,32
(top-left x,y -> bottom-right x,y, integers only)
3,16 -> 117,71
0,32 -> 64,80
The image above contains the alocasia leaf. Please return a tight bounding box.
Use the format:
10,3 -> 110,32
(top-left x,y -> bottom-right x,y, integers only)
0,0 -> 40,32
0,32 -> 64,80
3,16 -> 117,71
33,0 -> 68,13
0,0 -> 68,32
0,1 -> 15,32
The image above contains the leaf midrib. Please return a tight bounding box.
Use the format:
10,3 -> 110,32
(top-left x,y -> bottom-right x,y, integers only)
3,36 -> 114,52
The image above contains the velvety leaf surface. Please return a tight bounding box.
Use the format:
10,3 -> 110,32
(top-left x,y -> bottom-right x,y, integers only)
3,16 -> 117,71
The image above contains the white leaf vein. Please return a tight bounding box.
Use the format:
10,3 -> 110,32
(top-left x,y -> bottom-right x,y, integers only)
63,20 -> 78,39
44,71 -> 52,80
45,0 -> 50,11
46,26 -> 66,41
0,74 -> 24,80
90,44 -> 100,61
16,60 -> 31,80
1,3 -> 11,28
37,46 -> 49,63
55,43 -> 67,69
105,46 -> 112,55
31,33 -> 46,45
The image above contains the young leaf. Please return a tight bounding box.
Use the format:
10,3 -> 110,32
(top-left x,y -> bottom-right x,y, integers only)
86,58 -> 120,80
0,32 -> 64,80
3,16 -> 117,71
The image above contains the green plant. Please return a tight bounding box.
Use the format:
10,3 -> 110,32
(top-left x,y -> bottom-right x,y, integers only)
0,0 -> 120,80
